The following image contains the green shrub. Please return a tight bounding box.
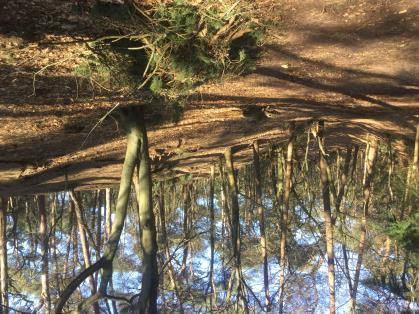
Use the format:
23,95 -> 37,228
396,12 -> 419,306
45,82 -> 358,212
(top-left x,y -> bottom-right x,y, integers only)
80,0 -> 264,101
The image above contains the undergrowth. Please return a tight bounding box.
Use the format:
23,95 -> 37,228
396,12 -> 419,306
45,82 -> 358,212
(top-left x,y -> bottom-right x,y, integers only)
74,0 -> 264,105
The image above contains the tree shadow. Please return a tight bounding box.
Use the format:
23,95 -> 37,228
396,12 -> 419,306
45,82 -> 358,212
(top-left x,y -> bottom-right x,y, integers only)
0,0 -> 98,41
295,7 -> 419,48
0,60 -> 187,167
264,45 -> 419,88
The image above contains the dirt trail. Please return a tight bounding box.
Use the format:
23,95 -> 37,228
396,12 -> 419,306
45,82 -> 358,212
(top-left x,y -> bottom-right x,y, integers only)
0,0 -> 418,195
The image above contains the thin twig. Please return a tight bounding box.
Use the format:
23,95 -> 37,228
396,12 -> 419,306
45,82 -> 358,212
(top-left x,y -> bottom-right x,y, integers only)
79,102 -> 121,150
31,57 -> 72,96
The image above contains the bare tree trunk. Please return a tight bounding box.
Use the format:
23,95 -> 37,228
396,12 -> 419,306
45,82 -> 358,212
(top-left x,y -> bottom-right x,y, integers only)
50,194 -> 61,298
335,147 -> 352,214
279,123 -> 295,313
62,205 -> 74,279
244,166 -> 252,233
317,121 -> 335,314
414,124 -> 419,171
224,147 -> 246,308
158,182 -> 184,313
351,145 -> 359,180
276,149 -> 284,205
39,195 -> 51,313
104,188 -> 117,312
97,190 -> 103,256
252,141 -> 270,311
69,191 -> 100,314
337,147 -> 354,288
208,166 -> 217,310
219,160 -> 229,291
105,188 -> 112,240
181,184 -> 191,279
71,214 -> 81,300
25,200 -> 35,267
348,137 -> 378,313
0,197 -> 8,313
380,236 -> 391,285
402,123 -> 419,219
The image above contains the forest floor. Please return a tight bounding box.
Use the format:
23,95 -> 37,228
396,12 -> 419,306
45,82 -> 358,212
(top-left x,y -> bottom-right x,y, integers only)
0,0 -> 418,195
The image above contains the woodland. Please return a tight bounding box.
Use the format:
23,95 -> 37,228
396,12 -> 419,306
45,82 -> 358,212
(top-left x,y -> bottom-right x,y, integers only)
0,0 -> 418,313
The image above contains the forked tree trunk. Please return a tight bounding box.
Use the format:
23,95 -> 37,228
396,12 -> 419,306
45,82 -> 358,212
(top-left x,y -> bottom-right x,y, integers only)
317,121 -> 335,314
348,137 -> 378,313
55,106 -> 148,313
38,195 -> 51,313
279,123 -> 295,314
252,141 -> 270,311
0,197 -> 8,313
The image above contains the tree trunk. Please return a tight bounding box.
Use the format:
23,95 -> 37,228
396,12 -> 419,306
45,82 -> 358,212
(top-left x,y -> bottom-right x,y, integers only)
208,166 -> 217,310
158,182 -> 184,313
105,188 -> 112,240
55,106 -> 146,313
25,201 -> 35,267
318,121 -> 336,314
62,206 -> 74,279
225,148 -> 240,268
252,141 -> 270,311
69,191 -> 100,314
279,123 -> 295,313
348,137 -> 378,313
97,190 -> 103,256
224,147 -> 245,308
0,197 -> 8,314
132,109 -> 158,314
180,184 -> 191,279
219,160 -> 229,291
351,145 -> 359,180
50,194 -> 61,296
244,166 -> 252,233
335,147 -> 352,214
38,195 -> 51,313
402,123 -> 419,219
